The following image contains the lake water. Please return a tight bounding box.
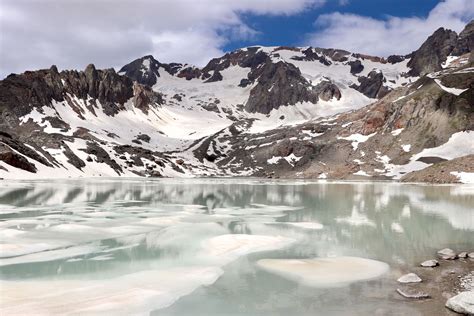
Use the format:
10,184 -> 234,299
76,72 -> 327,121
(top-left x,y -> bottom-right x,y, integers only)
0,179 -> 473,315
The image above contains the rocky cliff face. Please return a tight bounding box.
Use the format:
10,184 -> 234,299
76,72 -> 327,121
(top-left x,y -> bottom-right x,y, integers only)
0,64 -> 166,176
351,70 -> 390,99
244,60 -> 320,114
408,20 -> 474,76
452,20 -> 474,56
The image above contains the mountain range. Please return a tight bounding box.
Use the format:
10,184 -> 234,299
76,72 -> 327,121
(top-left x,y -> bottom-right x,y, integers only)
0,20 -> 473,183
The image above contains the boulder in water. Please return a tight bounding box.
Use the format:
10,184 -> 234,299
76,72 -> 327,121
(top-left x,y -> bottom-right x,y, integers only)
437,248 -> 457,260
421,259 -> 439,267
445,291 -> 474,315
397,273 -> 422,283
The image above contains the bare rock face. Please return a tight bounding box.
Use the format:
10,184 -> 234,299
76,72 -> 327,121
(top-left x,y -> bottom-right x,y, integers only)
0,143 -> 37,173
177,66 -> 202,81
200,47 -> 269,83
453,20 -> 474,56
348,60 -> 364,75
244,61 -> 319,114
314,81 -> 342,101
313,48 -> 350,62
291,47 -> 332,65
132,82 -> 163,114
119,56 -> 160,86
80,142 -> 122,174
204,70 -> 223,83
118,55 -> 181,86
408,27 -> 458,76
387,55 -> 407,64
351,70 -> 390,99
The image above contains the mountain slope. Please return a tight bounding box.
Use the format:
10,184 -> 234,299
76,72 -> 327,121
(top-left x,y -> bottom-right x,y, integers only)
0,21 -> 473,182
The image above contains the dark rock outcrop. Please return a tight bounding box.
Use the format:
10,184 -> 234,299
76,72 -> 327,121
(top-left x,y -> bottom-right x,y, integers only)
202,47 -> 269,75
292,47 -> 332,65
132,83 -> 163,114
177,66 -> 202,80
118,55 -> 161,86
351,71 -> 390,99
244,61 -> 319,114
204,70 -> 223,83
387,55 -> 406,64
118,55 -> 182,86
0,143 -> 37,173
313,48 -> 350,62
314,81 -> 342,101
80,141 -> 122,174
452,20 -> 474,56
136,134 -> 151,143
348,60 -> 364,75
408,28 -> 458,76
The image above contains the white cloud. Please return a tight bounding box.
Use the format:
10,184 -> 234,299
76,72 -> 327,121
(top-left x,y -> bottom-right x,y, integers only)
306,0 -> 474,56
0,0 -> 324,77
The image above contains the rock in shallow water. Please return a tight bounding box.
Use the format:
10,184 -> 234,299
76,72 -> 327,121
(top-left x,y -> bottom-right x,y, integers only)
396,288 -> 431,299
459,252 -> 468,259
446,291 -> 474,315
421,259 -> 439,267
256,256 -> 389,288
397,273 -> 422,283
438,248 -> 457,260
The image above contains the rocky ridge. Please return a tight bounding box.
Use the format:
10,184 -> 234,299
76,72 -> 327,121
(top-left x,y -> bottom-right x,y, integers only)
0,21 -> 473,181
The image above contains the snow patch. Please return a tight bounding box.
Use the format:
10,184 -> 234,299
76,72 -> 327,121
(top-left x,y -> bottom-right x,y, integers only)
434,79 -> 468,96
337,133 -> 376,150
450,172 -> 474,184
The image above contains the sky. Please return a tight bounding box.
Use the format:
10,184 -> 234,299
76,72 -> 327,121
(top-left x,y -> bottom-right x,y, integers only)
0,0 -> 473,78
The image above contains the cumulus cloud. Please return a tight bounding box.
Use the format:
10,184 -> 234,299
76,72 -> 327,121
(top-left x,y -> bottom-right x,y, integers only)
306,0 -> 474,56
0,0 -> 324,77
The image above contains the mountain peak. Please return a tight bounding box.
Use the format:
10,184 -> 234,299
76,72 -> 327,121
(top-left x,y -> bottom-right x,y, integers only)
118,55 -> 162,86
408,27 -> 459,76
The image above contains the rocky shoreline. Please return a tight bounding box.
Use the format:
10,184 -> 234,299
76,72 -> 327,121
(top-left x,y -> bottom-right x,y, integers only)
395,249 -> 474,315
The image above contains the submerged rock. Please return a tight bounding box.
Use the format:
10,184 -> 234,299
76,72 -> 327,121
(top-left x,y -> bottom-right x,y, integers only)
438,248 -> 457,260
397,273 -> 422,283
445,291 -> 474,315
421,259 -> 439,267
396,288 -> 431,299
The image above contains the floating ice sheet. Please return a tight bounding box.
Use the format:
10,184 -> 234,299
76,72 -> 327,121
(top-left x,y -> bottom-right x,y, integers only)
256,256 -> 389,288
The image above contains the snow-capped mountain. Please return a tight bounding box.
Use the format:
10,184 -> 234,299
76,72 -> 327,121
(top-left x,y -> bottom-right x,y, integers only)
0,21 -> 473,182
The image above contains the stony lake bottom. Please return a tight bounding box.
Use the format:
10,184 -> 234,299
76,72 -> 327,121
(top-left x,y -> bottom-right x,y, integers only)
0,178 -> 473,315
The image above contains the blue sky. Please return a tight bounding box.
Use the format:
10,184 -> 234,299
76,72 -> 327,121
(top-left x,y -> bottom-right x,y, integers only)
224,0 -> 440,51
225,0 -> 442,51
0,0 -> 473,77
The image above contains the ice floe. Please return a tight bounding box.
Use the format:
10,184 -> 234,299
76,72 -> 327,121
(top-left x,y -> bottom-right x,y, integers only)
256,256 -> 389,288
